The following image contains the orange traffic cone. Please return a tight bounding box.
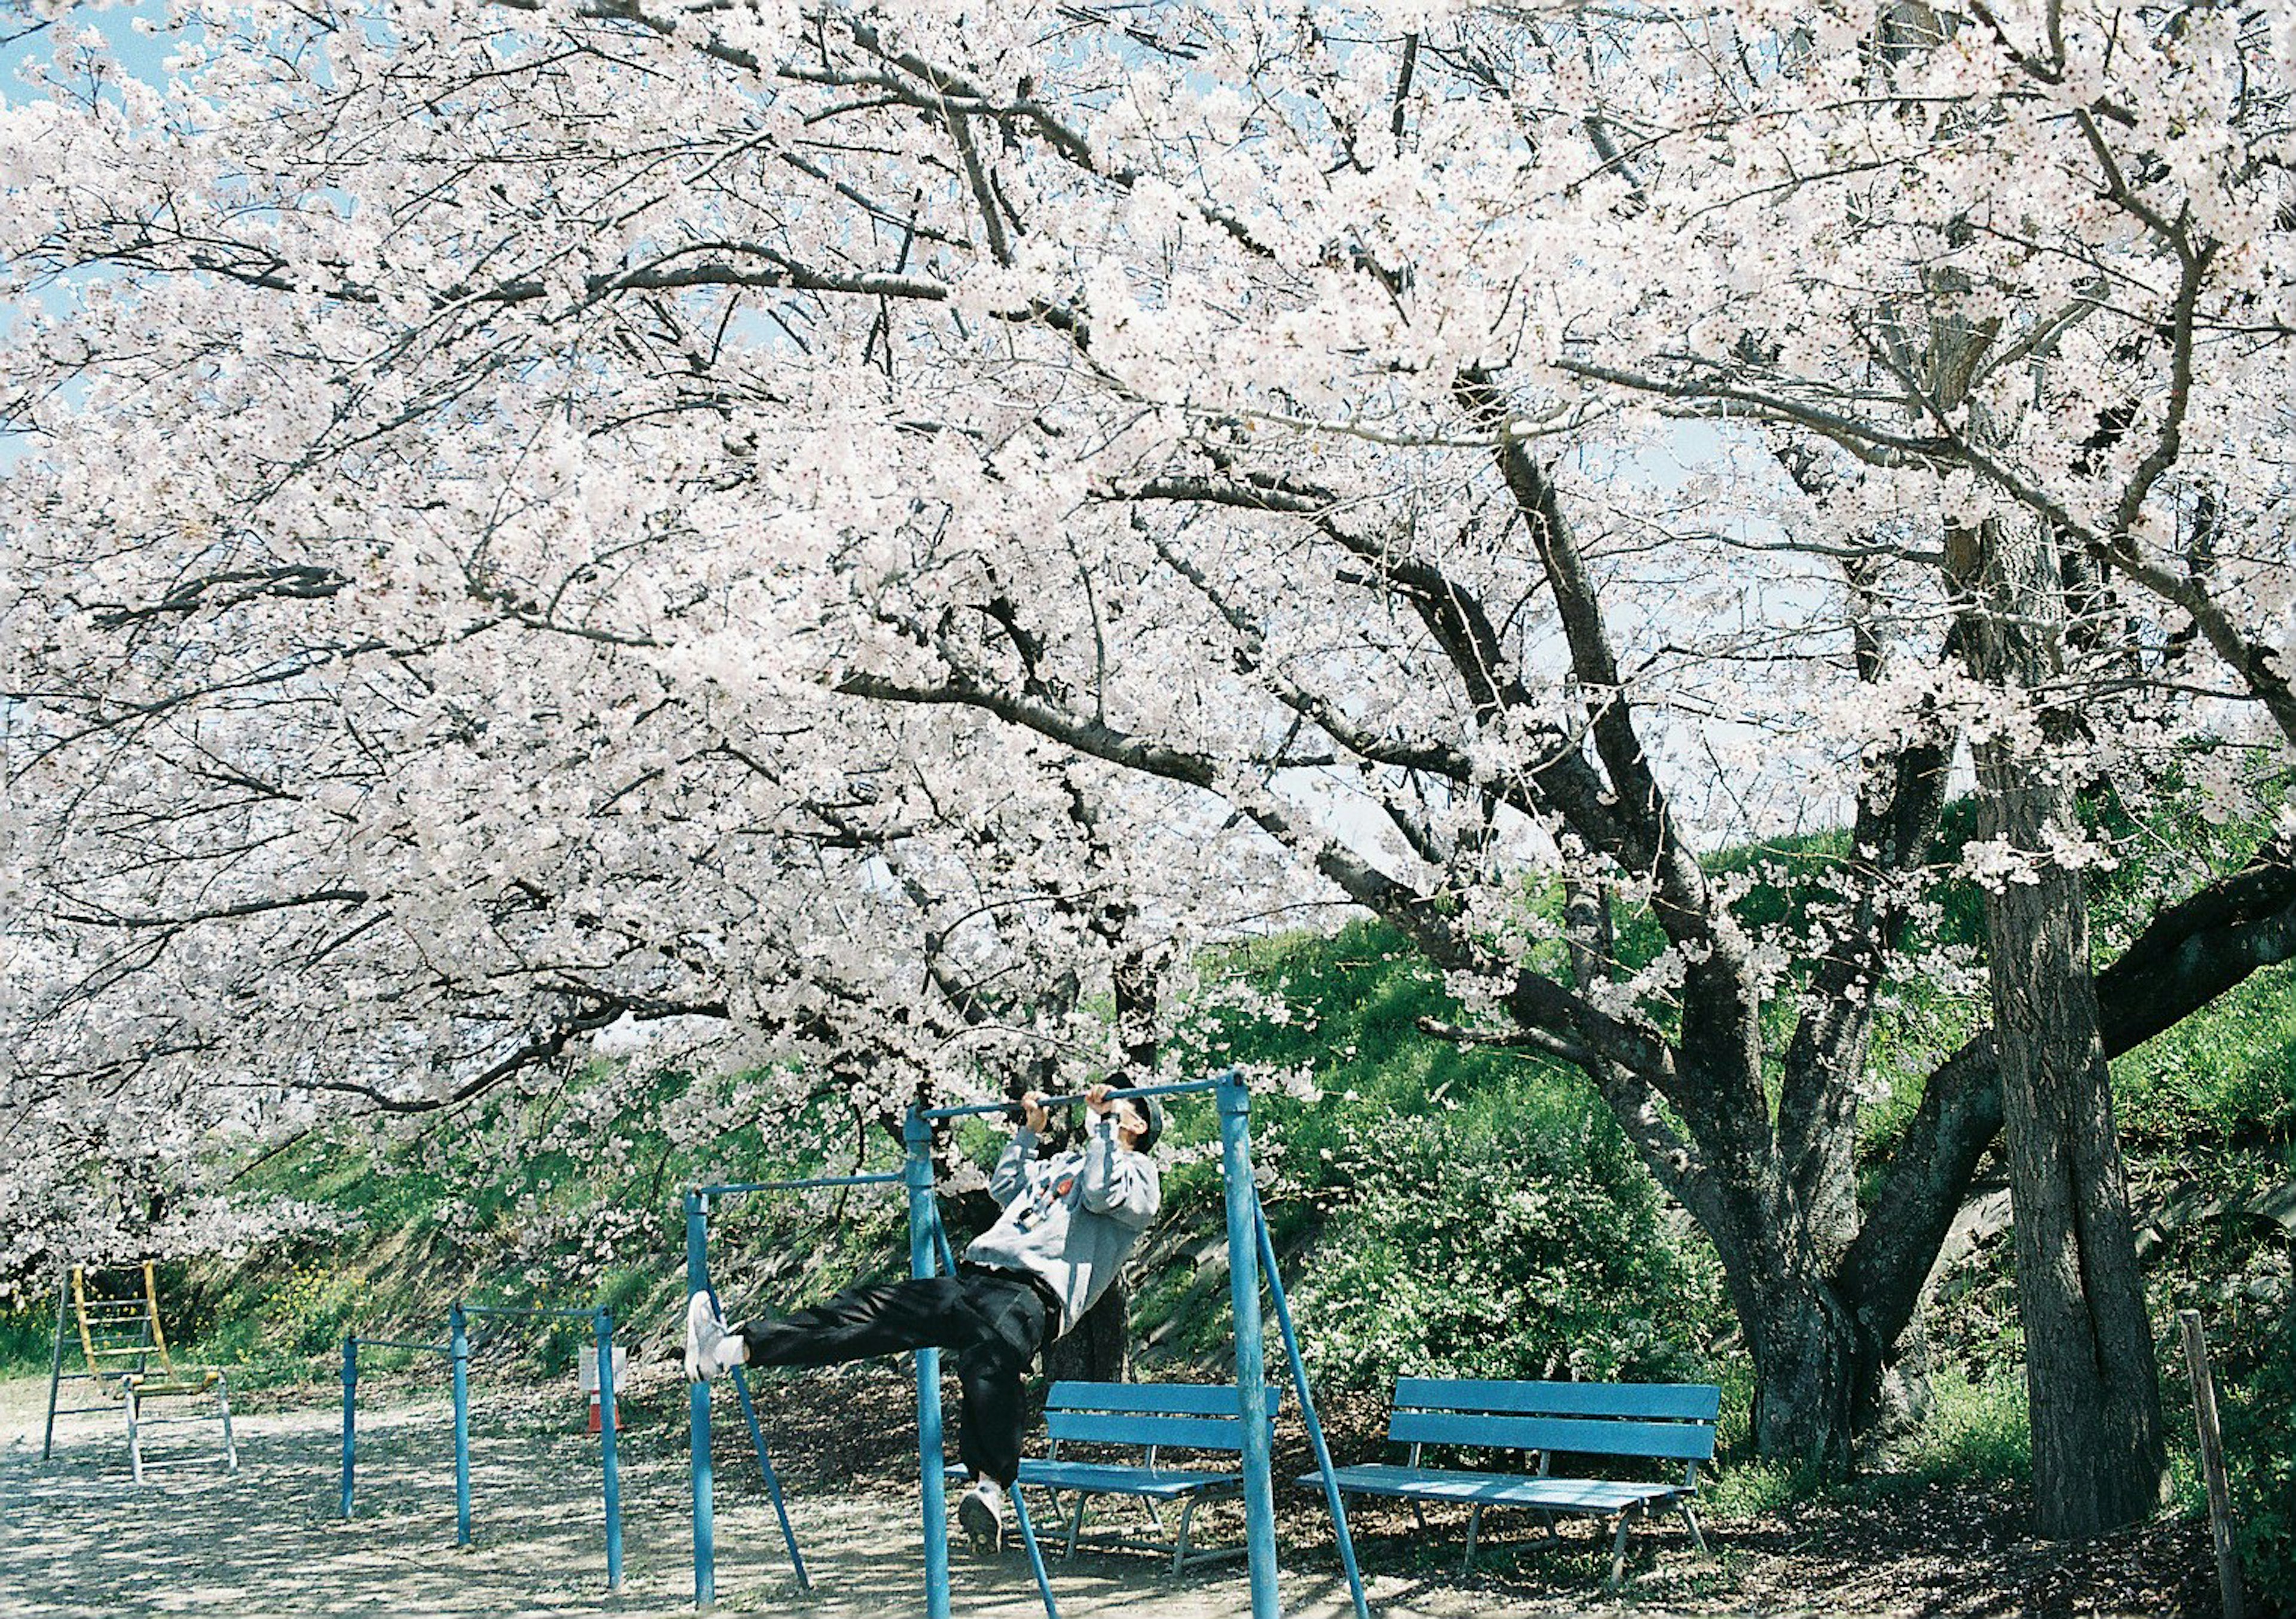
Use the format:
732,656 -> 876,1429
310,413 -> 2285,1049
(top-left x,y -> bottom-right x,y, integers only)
580,1345 -> 624,1434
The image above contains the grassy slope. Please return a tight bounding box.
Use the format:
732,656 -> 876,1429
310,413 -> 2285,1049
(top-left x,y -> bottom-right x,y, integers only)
5,812 -> 2289,1587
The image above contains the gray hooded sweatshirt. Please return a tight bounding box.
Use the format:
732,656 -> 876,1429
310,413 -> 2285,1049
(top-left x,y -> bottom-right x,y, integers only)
963,1117 -> 1161,1336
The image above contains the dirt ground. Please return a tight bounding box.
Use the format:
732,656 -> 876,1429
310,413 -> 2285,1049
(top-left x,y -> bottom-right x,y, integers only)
0,1367 -> 2222,1618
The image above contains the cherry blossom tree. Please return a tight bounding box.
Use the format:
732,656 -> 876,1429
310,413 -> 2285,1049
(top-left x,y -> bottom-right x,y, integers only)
2,0 -> 2291,1507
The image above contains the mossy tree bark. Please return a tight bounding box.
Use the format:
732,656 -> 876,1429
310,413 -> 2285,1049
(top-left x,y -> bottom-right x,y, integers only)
1958,517 -> 2168,1535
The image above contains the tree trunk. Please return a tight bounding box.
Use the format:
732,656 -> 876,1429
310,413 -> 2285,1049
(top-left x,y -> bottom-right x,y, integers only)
1962,516 -> 2167,1536
1045,1284 -> 1131,1382
1976,752 -> 2169,1535
1701,1199 -> 1868,1473
1745,1281 -> 1862,1474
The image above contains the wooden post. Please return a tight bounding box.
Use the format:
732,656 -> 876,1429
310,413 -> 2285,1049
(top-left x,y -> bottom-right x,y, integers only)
2178,1310 -> 2243,1619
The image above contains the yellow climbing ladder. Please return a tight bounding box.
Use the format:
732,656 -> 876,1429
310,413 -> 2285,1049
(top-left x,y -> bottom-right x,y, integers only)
42,1263 -> 239,1481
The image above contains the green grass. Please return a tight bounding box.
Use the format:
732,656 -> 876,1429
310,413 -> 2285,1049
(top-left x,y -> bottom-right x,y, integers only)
9,778 -> 2292,1590
1892,1364 -> 2033,1484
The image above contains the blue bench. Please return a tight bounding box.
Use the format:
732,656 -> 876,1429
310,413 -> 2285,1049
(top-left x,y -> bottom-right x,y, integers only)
1306,1377 -> 1720,1589
956,1381 -> 1281,1571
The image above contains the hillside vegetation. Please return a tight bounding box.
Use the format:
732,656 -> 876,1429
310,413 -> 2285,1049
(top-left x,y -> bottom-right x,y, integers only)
7,818 -> 2291,1599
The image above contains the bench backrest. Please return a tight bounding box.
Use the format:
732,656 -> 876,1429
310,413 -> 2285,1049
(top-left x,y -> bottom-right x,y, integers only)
1388,1377 -> 1721,1473
1043,1381 -> 1284,1459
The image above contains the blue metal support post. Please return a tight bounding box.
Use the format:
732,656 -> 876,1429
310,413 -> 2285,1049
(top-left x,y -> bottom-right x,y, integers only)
905,1107 -> 952,1619
42,1272 -> 67,1461
728,1366 -> 811,1589
1216,1070 -> 1282,1619
595,1309 -> 624,1590
340,1336 -> 358,1518
685,1191 -> 716,1608
1256,1194 -> 1372,1619
450,1303 -> 472,1547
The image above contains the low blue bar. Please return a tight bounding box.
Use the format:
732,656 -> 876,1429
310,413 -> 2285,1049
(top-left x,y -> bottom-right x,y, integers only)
695,1173 -> 903,1197
917,1074 -> 1223,1122
340,1336 -> 357,1519
597,1309 -> 623,1591
450,1305 -> 472,1548
686,1193 -> 716,1609
459,1304 -> 599,1320
349,1337 -> 451,1354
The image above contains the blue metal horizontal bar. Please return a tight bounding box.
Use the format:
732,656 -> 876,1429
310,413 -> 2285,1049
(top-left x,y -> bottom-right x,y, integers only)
695,1172 -> 902,1197
918,1076 -> 1223,1122
459,1305 -> 602,1320
350,1339 -> 451,1355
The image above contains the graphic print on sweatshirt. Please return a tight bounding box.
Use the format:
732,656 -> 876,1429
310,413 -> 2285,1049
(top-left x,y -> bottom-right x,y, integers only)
1008,1166 -> 1079,1235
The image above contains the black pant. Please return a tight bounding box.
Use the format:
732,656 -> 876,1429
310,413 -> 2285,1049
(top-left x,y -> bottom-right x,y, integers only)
735,1267 -> 1052,1487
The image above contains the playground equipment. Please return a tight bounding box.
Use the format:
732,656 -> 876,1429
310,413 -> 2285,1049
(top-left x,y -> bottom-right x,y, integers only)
338,1301 -> 624,1590
683,1069 -> 1372,1619
683,1162 -> 1062,1610
42,1263 -> 238,1482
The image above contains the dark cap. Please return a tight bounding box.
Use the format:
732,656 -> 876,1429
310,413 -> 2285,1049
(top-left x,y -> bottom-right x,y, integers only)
1115,1089 -> 1165,1153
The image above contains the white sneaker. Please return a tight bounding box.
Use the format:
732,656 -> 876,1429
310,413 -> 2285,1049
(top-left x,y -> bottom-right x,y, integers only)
684,1291 -> 738,1382
957,1479 -> 1006,1555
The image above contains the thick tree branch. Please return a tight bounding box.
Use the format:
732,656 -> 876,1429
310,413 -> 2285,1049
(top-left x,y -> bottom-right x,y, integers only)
1846,833 -> 2296,1347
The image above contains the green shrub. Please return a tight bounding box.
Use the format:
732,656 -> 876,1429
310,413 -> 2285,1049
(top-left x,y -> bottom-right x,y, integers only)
2224,1316 -> 2296,1610
1290,1107 -> 1723,1393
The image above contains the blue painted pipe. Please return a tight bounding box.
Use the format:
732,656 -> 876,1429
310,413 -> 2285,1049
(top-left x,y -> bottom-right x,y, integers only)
597,1308 -> 624,1590
685,1192 -> 716,1608
450,1305 -> 471,1547
1011,1484 -> 1061,1619
695,1172 -> 903,1196
930,1209 -> 959,1279
1255,1190 -> 1370,1619
1217,1070 -> 1281,1619
42,1272 -> 66,1463
905,1107 -> 951,1619
918,1074 -> 1221,1122
729,1364 -> 811,1590
340,1336 -> 357,1519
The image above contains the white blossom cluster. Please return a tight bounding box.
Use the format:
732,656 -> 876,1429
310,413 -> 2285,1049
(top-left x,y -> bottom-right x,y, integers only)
0,1 -> 2284,1316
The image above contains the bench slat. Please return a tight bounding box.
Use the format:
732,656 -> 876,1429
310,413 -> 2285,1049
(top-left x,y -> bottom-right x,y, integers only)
1309,1463 -> 1685,1513
945,1460 -> 1242,1502
1388,1410 -> 1716,1462
1044,1382 -> 1282,1418
1049,1410 -> 1265,1451
1020,1461 -> 1243,1500
1394,1378 -> 1721,1422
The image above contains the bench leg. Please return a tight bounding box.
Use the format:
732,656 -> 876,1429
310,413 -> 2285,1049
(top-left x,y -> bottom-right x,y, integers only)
1172,1496 -> 1202,1574
1605,1504 -> 1642,1593
1680,1498 -> 1708,1557
1064,1492 -> 1088,1560
217,1376 -> 239,1472
1463,1504 -> 1484,1573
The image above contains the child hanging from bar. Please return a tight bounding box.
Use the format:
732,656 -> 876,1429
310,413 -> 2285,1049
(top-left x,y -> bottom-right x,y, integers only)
684,1083 -> 1164,1554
